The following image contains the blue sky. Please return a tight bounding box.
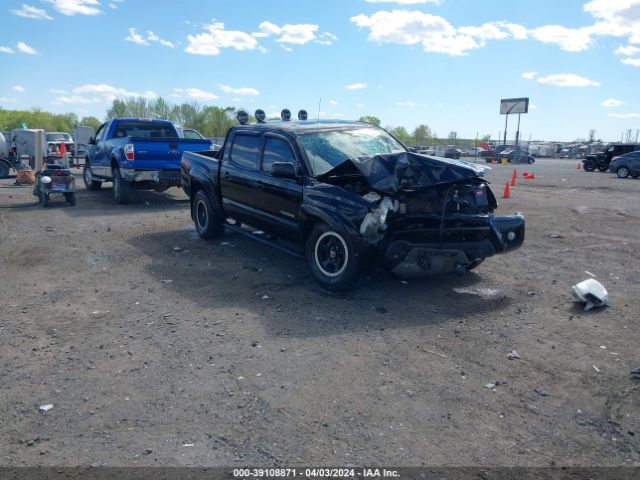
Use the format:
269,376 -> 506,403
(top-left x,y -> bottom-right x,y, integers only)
1,0 -> 639,141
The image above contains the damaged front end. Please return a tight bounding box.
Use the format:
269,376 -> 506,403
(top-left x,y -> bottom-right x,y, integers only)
317,152 -> 525,277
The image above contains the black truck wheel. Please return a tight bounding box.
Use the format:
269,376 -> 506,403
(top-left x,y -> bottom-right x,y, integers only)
0,161 -> 10,179
65,192 -> 76,206
112,168 -> 131,204
83,162 -> 102,190
193,190 -> 224,239
616,166 -> 630,179
305,223 -> 360,291
583,161 -> 595,172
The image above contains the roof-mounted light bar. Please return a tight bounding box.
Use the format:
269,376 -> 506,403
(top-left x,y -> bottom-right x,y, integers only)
236,110 -> 249,125
281,109 -> 291,121
255,109 -> 266,123
298,109 -> 308,121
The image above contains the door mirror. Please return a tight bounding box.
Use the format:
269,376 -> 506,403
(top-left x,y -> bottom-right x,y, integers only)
88,137 -> 96,145
271,161 -> 298,179
407,147 -> 417,153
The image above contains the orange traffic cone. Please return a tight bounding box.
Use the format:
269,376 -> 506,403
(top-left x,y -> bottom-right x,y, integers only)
502,181 -> 510,198
528,173 -> 535,179
576,162 -> 581,169
511,169 -> 517,186
59,142 -> 66,157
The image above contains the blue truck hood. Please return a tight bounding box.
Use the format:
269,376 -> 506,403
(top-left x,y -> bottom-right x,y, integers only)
318,151 -> 490,194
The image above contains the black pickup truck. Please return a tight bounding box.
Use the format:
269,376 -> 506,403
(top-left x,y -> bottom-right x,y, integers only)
181,116 -> 525,290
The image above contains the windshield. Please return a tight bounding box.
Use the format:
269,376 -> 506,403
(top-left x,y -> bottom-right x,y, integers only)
47,133 -> 72,142
298,126 -> 405,176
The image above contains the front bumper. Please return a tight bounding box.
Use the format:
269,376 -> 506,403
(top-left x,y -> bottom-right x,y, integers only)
382,213 -> 525,276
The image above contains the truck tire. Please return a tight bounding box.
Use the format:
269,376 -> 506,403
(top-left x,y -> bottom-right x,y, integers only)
305,223 -> 360,291
0,161 -> 10,179
193,190 -> 224,239
616,166 -> 630,179
112,168 -> 132,204
583,161 -> 595,172
83,162 -> 102,190
65,192 -> 76,206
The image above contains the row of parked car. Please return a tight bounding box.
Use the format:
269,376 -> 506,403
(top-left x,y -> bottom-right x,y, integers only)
582,143 -> 640,178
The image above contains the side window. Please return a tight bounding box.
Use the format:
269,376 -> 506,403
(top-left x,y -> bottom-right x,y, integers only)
230,134 -> 261,170
262,137 -> 296,173
94,123 -> 107,142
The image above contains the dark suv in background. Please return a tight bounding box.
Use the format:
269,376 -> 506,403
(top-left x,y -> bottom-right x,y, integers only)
583,144 -> 640,172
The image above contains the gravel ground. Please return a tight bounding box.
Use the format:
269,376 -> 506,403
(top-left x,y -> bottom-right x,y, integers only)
0,159 -> 638,467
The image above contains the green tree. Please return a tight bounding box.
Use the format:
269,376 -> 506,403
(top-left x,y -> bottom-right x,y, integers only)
80,116 -> 102,131
389,126 -> 410,144
412,124 -> 432,145
106,99 -> 128,119
358,115 -> 381,126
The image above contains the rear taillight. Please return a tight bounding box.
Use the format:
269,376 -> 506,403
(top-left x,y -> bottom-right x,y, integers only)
124,144 -> 134,161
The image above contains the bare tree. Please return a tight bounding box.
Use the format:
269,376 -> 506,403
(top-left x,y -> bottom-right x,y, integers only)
625,129 -> 633,143
588,129 -> 595,143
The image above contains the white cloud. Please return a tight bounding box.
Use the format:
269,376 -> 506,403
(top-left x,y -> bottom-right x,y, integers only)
125,28 -> 149,45
280,45 -> 293,53
345,82 -> 367,90
108,3 -> 118,9
172,88 -> 218,101
185,22 -> 260,55
13,85 -> 26,92
11,4 -> 53,20
529,103 -> 538,109
125,29 -> 175,48
315,32 -> 338,45
621,57 -> 640,66
365,0 -> 441,4
602,98 -> 624,107
147,31 -> 175,48
536,73 -> 600,87
218,84 -> 260,96
16,41 -> 38,54
52,95 -> 102,105
255,21 -> 320,45
397,101 -> 417,106
73,83 -> 157,102
0,97 -> 18,103
351,10 -> 523,56
43,0 -> 101,16
356,103 -> 365,108
521,71 -> 537,79
50,88 -> 67,94
607,112 -> 640,118
614,44 -> 640,56
328,100 -> 339,105
0,46 -> 15,54
529,25 -> 595,52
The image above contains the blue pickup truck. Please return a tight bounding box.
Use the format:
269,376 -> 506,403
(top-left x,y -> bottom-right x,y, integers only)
83,118 -> 212,203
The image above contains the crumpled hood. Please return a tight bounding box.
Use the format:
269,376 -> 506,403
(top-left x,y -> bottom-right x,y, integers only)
318,152 -> 490,194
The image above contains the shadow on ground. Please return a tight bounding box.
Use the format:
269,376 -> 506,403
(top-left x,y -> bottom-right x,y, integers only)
128,228 -> 513,338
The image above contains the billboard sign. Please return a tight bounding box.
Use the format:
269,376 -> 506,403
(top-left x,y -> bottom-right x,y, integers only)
500,97 -> 529,115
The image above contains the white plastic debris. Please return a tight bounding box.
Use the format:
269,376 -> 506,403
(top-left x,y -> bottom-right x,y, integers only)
39,404 -> 53,412
507,350 -> 521,360
571,278 -> 608,311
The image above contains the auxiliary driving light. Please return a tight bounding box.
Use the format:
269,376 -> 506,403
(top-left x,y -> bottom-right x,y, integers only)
255,109 -> 266,123
281,109 -> 291,121
506,231 -> 516,241
298,109 -> 308,121
236,110 -> 249,125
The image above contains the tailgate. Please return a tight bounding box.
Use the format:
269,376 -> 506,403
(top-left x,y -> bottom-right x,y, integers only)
128,138 -> 212,169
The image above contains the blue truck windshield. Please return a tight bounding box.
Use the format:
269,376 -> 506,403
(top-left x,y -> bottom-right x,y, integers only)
298,127 -> 406,176
113,122 -> 178,139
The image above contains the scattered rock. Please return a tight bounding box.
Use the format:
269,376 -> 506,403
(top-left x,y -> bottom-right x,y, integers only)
39,404 -> 53,412
534,387 -> 549,397
142,448 -> 153,455
484,383 -> 496,389
548,233 -> 564,239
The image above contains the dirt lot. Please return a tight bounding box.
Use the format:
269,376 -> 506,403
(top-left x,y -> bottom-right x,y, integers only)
0,159 -> 638,467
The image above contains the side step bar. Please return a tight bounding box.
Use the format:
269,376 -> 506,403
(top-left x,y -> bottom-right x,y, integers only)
224,224 -> 305,260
